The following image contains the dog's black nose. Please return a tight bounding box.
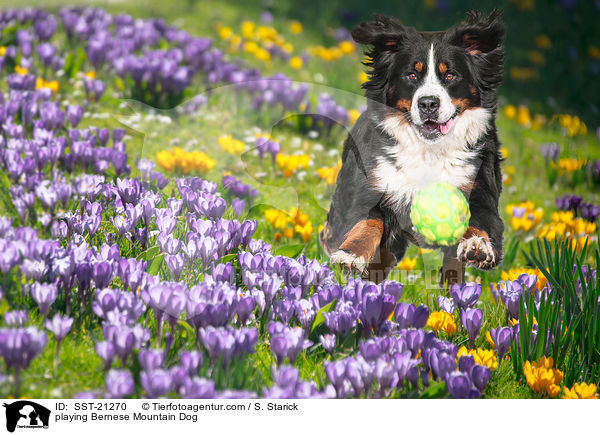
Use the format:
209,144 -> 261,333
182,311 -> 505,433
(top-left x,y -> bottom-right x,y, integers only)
418,96 -> 440,115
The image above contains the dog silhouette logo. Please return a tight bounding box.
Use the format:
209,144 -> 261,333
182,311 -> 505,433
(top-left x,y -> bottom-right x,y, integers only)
3,401 -> 50,432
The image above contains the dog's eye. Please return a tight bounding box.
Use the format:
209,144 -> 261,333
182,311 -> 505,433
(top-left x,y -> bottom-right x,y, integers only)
408,73 -> 417,81
445,72 -> 455,81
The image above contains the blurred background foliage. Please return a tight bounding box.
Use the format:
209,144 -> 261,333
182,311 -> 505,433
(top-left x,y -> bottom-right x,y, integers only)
251,0 -> 600,124
2,0 -> 598,124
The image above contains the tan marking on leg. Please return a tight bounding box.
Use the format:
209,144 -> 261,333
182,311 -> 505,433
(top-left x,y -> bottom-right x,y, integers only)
462,226 -> 489,240
338,218 -> 384,266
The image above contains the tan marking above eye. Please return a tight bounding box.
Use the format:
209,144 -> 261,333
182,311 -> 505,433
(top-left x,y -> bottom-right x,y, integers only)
415,62 -> 423,72
439,63 -> 448,74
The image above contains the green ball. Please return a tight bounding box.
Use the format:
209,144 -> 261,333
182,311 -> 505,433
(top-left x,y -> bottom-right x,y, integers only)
410,183 -> 470,246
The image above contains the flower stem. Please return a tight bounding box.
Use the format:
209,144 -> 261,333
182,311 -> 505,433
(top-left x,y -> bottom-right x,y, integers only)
13,367 -> 21,398
53,342 -> 61,377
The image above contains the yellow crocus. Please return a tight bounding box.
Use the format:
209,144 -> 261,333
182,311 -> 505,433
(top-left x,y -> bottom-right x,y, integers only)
500,268 -> 547,291
396,257 -> 417,271
156,150 -> 175,171
504,104 -> 516,119
289,56 -> 303,69
265,209 -> 289,230
562,383 -> 598,399
457,346 -> 498,370
516,105 -> 531,127
535,34 -> 552,49
254,48 -> 271,62
36,77 -> 59,94
217,134 -> 245,155
426,311 -> 455,337
316,160 -> 341,185
218,26 -> 233,40
289,207 -> 309,226
523,357 -> 563,397
338,40 -> 355,54
289,20 -> 302,35
240,21 -> 255,39
348,109 -> 361,125
14,65 -> 28,75
294,221 -> 313,242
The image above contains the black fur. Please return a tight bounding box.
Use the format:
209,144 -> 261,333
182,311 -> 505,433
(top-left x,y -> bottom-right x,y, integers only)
320,10 -> 505,282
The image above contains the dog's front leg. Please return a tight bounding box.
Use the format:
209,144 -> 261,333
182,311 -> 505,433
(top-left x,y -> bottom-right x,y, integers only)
457,165 -> 504,270
329,217 -> 384,276
441,246 -> 466,287
456,226 -> 498,269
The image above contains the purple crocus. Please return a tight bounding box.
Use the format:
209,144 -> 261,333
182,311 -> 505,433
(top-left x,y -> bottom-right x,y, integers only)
498,280 -> 524,319
30,282 -> 58,316
269,323 -> 308,365
460,308 -> 483,347
445,372 -> 478,399
115,178 -> 141,204
179,351 -> 203,377
540,142 -> 559,161
324,359 -> 347,398
140,369 -> 172,398
488,326 -> 512,360
105,369 -> 135,398
181,377 -> 216,399
165,253 -> 186,281
437,296 -> 456,314
95,341 -> 115,371
4,310 -> 28,327
0,327 -> 47,396
449,282 -> 481,310
319,334 -> 336,356
323,301 -> 357,336
66,105 -> 83,127
45,314 -> 73,343
393,303 -> 429,329
360,286 -> 395,335
138,349 -> 165,371
469,364 -> 491,392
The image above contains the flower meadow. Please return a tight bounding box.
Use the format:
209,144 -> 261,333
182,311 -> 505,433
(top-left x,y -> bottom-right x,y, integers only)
0,3 -> 599,401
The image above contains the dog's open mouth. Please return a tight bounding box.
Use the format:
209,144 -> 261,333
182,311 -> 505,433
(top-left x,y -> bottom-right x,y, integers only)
416,117 -> 455,141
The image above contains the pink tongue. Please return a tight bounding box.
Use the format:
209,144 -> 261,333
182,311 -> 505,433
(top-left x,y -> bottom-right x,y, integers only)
440,118 -> 454,135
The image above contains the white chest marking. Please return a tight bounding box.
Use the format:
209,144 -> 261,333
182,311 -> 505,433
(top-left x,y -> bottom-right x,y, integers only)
374,107 -> 491,211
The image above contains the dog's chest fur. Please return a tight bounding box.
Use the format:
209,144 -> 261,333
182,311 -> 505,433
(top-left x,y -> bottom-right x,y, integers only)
371,107 -> 491,214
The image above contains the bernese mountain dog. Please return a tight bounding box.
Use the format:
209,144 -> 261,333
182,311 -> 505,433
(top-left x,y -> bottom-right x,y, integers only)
320,10 -> 505,285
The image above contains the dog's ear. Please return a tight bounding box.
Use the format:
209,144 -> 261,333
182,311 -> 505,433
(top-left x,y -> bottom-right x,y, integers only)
450,9 -> 504,89
351,14 -> 406,53
452,9 -> 504,55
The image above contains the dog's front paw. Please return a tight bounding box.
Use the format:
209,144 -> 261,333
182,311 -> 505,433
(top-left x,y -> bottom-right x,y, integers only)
330,250 -> 367,275
457,235 -> 496,269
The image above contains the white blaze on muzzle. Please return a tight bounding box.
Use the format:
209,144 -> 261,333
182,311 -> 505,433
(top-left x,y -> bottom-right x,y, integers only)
410,44 -> 456,125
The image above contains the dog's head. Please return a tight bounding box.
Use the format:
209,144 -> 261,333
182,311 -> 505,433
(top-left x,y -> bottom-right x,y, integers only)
352,10 -> 504,144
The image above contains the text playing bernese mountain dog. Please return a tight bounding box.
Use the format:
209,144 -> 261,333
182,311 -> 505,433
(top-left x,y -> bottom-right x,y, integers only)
320,10 -> 505,285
